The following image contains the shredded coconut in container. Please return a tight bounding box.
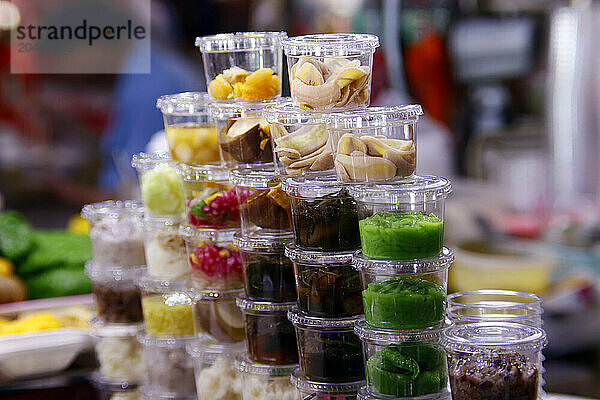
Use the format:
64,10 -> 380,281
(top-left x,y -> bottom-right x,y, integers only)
244,375 -> 296,400
196,356 -> 242,400
96,336 -> 146,382
90,216 -> 146,266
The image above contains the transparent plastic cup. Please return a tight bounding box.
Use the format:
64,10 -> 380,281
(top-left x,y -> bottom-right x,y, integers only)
136,276 -> 194,337
86,262 -> 144,324
179,226 -> 243,290
353,247 -> 454,331
143,216 -> 188,281
208,98 -> 285,166
140,386 -> 197,400
131,152 -> 186,218
285,244 -> 363,318
187,339 -> 246,400
196,32 -> 287,102
349,176 -> 452,261
356,386 -> 451,400
234,231 -> 296,302
323,105 -> 422,183
263,100 -> 334,175
81,200 -> 146,267
156,92 -> 220,165
178,162 -> 240,229
234,354 -> 297,400
191,288 -> 245,343
90,320 -> 146,384
442,322 -> 547,400
355,319 -> 449,399
282,172 -> 363,250
447,290 -> 543,327
288,307 -> 364,383
282,34 -> 380,110
236,297 -> 298,365
137,332 -> 196,396
291,368 -> 364,400
89,372 -> 141,400
230,165 -> 292,236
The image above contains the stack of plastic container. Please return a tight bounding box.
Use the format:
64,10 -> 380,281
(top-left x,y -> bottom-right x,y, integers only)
81,200 -> 147,399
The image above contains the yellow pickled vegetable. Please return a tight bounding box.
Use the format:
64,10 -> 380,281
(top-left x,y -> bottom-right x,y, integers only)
0,257 -> 14,276
0,313 -> 62,336
142,294 -> 194,337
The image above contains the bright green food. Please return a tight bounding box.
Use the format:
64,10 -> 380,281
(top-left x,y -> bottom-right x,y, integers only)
26,268 -> 92,300
141,164 -> 185,215
363,278 -> 446,330
0,211 -> 33,261
142,294 -> 194,337
367,343 -> 446,397
359,212 -> 443,260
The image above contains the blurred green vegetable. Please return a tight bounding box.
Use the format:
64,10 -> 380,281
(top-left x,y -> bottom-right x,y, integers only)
25,268 -> 92,300
0,211 -> 33,261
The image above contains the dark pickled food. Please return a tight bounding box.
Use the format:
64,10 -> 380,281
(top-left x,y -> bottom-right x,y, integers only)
449,352 -> 539,400
240,185 -> 291,230
363,278 -> 445,330
367,343 -> 446,397
243,255 -> 296,302
221,118 -> 273,163
290,189 -> 360,251
359,212 -> 443,260
295,263 -> 363,317
93,285 -> 143,323
245,313 -> 298,365
194,299 -> 245,343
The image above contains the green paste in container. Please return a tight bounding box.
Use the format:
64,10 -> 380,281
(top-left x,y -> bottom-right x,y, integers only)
366,343 -> 447,397
142,294 -> 194,337
363,278 -> 445,330
359,212 -> 443,260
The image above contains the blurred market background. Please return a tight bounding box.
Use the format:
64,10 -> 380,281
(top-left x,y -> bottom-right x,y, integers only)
0,0 -> 599,398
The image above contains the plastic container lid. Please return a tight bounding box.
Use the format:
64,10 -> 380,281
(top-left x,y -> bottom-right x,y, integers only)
230,164 -> 281,188
282,33 -> 380,56
85,262 -> 145,282
234,353 -> 297,376
81,200 -> 144,224
143,215 -> 183,229
441,322 -> 547,354
354,319 -> 444,345
282,171 -> 350,198
356,386 -> 449,400
291,368 -> 364,393
131,152 -> 177,172
263,99 -> 327,124
233,231 -> 293,252
135,274 -> 190,293
156,92 -> 212,115
287,306 -> 361,329
89,318 -> 142,338
447,289 -> 543,312
190,287 -> 244,302
177,162 -> 230,183
137,331 -> 194,348
352,247 -> 454,274
208,98 -> 285,119
322,105 -> 423,129
285,243 -> 354,265
140,386 -> 197,400
186,337 -> 245,363
236,296 -> 295,313
196,31 -> 287,52
349,175 -> 452,204
89,371 -> 139,390
179,225 -> 237,244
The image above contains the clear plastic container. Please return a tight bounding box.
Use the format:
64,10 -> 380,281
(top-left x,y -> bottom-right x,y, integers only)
131,153 -> 185,218
137,333 -> 196,396
282,172 -> 363,250
208,99 -> 285,166
156,92 -> 221,165
180,226 -> 243,290
288,307 -> 364,383
234,231 -> 296,302
442,322 -> 547,400
282,34 -> 380,110
235,354 -> 297,400
350,175 -> 452,261
196,32 -> 287,102
263,100 -> 333,175
192,288 -> 245,343
136,277 -> 194,337
323,105 -> 422,183
447,290 -> 543,327
86,262 -> 144,324
90,372 -> 141,400
291,368 -> 364,400
353,247 -> 454,331
140,386 -> 196,400
90,319 -> 146,383
81,200 -> 146,267
355,319 -> 449,399
285,244 -> 363,318
356,386 -> 451,400
236,297 -> 298,365
178,162 -> 240,229
143,216 -> 188,281
230,165 -> 292,236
